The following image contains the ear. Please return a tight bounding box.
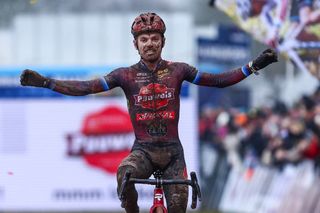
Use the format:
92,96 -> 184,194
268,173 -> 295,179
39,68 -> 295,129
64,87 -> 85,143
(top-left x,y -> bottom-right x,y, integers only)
162,37 -> 166,48
133,39 -> 138,50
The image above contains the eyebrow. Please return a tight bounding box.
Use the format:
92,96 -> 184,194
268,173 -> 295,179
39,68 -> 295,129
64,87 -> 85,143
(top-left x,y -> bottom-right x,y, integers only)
139,34 -> 160,40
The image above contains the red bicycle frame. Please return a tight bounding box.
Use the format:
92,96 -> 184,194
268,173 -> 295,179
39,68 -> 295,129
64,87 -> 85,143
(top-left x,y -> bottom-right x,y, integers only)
118,170 -> 201,213
150,188 -> 167,213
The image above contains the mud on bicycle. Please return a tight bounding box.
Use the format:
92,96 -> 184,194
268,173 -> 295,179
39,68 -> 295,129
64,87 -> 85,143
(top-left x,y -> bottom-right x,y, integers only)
118,169 -> 202,213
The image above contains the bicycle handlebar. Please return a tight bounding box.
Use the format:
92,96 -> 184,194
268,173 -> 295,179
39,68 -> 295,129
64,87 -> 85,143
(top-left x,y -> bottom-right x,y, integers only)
118,171 -> 202,209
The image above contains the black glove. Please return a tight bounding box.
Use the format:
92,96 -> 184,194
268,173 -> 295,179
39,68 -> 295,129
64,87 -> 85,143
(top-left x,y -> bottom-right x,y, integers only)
250,49 -> 278,73
20,69 -> 51,88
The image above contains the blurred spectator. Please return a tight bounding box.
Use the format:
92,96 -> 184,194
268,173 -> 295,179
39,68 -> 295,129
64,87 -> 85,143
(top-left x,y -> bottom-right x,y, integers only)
240,108 -> 269,160
199,105 -> 218,143
199,84 -> 320,171
199,86 -> 320,212
272,118 -> 311,169
223,115 -> 242,169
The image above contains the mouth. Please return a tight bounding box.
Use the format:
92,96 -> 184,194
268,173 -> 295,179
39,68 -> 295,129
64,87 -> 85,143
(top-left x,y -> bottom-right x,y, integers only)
145,49 -> 156,54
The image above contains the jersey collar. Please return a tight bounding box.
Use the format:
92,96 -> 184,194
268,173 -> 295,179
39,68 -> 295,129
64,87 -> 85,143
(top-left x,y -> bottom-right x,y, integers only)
139,59 -> 165,73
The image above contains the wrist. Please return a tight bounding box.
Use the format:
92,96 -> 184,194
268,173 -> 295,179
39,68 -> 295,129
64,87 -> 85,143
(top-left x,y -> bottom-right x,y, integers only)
248,61 -> 260,75
241,65 -> 251,77
43,78 -> 55,89
241,63 -> 260,77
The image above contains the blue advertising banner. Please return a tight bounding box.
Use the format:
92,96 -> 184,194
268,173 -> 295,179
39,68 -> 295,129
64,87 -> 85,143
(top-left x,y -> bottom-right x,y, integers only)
197,24 -> 251,110
197,25 -> 251,70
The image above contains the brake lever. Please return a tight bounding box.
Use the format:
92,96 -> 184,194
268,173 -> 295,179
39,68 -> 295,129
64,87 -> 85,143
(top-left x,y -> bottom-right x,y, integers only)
118,171 -> 131,202
190,172 -> 202,209
193,173 -> 202,201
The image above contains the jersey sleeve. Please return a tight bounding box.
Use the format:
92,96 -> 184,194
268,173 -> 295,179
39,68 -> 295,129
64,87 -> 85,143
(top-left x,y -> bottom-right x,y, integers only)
184,63 -> 251,88
181,63 -> 199,83
100,68 -> 126,91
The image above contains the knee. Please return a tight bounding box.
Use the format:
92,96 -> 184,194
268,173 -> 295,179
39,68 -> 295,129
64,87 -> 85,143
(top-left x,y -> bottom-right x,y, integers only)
167,187 -> 188,212
169,192 -> 188,207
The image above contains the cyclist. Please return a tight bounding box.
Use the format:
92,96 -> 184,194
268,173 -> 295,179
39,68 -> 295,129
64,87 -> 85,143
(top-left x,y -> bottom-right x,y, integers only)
20,12 -> 278,213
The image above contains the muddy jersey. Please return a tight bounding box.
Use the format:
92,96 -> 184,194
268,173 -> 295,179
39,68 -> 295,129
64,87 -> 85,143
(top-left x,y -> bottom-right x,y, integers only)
102,59 -> 248,143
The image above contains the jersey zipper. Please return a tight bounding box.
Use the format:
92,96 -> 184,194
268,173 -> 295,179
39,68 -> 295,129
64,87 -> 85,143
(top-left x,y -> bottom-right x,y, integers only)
142,60 -> 164,138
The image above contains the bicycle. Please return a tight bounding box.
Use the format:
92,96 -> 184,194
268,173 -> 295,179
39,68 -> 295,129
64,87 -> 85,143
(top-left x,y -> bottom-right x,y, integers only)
118,169 -> 202,213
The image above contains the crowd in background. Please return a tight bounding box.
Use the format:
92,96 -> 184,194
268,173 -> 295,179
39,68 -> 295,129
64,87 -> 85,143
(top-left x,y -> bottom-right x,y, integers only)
199,85 -> 320,172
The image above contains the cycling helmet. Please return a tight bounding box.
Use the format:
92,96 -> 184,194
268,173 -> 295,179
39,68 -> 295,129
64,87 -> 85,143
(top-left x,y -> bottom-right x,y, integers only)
131,13 -> 166,38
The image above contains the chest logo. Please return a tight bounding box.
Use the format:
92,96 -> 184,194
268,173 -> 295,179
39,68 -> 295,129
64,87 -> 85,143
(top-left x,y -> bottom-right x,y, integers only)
134,83 -> 175,110
157,68 -> 170,79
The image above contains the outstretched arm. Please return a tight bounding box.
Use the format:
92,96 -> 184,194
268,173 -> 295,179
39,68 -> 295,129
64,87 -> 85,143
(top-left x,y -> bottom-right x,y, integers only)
193,68 -> 248,88
20,69 -> 107,96
192,49 -> 278,88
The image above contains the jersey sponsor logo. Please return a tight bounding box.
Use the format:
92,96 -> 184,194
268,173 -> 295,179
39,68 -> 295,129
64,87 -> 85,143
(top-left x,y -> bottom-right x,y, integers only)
157,68 -> 170,79
154,193 -> 163,201
66,106 -> 134,174
134,83 -> 175,110
136,72 -> 148,77
147,122 -> 167,137
136,111 -> 175,121
135,72 -> 152,83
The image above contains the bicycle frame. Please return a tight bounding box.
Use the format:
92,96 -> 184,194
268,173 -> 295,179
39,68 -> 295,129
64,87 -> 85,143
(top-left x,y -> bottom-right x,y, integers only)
118,170 -> 201,212
150,188 -> 167,213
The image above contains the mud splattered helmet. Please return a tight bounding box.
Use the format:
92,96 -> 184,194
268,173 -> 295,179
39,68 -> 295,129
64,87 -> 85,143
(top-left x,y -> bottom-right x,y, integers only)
131,13 -> 166,38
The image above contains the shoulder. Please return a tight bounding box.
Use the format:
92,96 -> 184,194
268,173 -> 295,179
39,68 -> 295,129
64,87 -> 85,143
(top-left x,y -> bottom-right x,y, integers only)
170,61 -> 195,68
104,66 -> 132,88
106,66 -> 130,77
165,60 -> 186,67
130,62 -> 140,71
168,61 -> 197,74
110,66 -> 130,73
164,60 -> 195,70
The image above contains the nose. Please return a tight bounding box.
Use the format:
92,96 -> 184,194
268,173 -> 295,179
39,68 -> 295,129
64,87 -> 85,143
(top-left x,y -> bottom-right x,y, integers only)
145,38 -> 153,47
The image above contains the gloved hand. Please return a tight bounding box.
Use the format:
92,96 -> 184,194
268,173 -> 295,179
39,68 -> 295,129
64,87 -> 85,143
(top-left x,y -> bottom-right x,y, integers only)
249,49 -> 278,74
20,69 -> 51,88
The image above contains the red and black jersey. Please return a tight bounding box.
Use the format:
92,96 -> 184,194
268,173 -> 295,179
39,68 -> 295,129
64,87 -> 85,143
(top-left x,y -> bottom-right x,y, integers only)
102,59 -> 248,143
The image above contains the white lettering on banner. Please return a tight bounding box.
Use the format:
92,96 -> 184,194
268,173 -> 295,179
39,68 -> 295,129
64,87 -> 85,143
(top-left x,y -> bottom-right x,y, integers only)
110,187 -> 153,200
67,133 -> 135,155
198,46 -> 249,60
53,189 -> 104,201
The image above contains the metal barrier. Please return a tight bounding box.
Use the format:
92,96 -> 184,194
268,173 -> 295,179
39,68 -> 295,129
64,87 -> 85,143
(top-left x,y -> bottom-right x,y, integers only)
219,161 -> 320,213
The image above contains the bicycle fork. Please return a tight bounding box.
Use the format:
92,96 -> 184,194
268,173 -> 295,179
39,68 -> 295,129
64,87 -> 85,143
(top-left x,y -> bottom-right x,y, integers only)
150,188 -> 167,213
